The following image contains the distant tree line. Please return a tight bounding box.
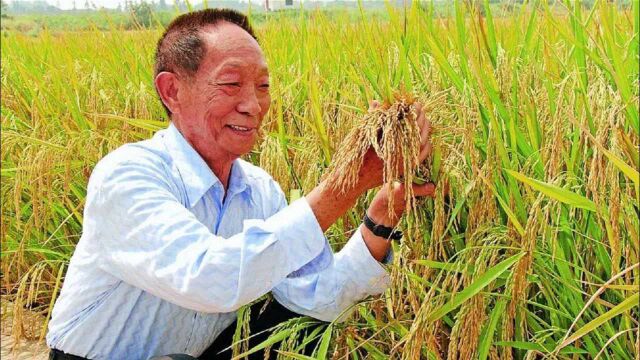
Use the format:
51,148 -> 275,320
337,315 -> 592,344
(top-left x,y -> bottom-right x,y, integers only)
1,0 -> 10,18
2,0 -> 630,31
0,0 -> 418,16
6,0 -> 61,14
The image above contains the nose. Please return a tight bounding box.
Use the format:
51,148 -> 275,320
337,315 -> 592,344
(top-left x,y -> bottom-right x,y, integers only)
236,85 -> 262,118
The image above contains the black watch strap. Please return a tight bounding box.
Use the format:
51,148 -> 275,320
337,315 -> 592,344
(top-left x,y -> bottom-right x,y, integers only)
363,213 -> 403,241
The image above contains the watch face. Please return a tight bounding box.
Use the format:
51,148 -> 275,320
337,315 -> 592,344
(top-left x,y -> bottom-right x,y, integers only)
390,230 -> 403,241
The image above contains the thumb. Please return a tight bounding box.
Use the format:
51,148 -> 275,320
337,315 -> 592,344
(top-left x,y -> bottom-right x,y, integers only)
412,182 -> 436,197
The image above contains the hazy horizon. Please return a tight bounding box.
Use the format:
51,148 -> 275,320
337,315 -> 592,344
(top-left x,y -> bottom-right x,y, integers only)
5,0 -> 372,11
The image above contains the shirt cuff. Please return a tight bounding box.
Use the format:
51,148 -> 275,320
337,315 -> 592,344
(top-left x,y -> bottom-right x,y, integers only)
337,227 -> 391,295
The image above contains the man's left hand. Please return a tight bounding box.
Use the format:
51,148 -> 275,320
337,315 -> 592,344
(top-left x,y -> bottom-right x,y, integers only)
367,181 -> 436,229
359,181 -> 436,262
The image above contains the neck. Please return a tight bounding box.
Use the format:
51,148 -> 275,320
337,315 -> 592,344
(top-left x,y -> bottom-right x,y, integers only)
172,118 -> 236,191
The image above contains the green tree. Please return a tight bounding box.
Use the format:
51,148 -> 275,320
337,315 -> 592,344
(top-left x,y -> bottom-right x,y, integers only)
1,0 -> 9,18
129,0 -> 154,28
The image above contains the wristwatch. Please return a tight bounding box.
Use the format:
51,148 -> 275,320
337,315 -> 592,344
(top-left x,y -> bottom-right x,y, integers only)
363,213 -> 403,241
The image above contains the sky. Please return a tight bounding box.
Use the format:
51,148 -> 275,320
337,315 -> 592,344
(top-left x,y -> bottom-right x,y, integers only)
10,0 -> 349,11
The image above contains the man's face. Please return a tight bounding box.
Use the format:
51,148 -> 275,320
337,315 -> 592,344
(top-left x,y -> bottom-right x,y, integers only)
175,22 -> 271,161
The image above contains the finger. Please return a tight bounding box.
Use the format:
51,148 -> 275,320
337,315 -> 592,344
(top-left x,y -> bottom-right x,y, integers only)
413,101 -> 423,114
418,125 -> 432,162
368,100 -> 381,112
412,182 -> 436,197
418,124 -> 432,159
420,116 -> 431,143
414,102 -> 425,128
418,139 -> 432,163
415,103 -> 431,146
416,106 -> 432,163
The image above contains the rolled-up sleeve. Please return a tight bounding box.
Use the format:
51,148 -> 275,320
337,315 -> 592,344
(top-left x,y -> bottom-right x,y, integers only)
266,183 -> 392,323
89,155 -> 326,313
272,228 -> 391,322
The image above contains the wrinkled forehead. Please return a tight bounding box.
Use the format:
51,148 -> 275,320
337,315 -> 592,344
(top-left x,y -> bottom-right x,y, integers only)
199,22 -> 267,70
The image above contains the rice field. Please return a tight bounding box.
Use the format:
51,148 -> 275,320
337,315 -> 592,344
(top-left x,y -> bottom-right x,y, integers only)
1,1 -> 639,359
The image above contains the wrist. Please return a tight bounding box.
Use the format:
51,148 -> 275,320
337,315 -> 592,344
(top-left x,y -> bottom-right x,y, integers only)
366,206 -> 399,228
359,224 -> 394,262
362,213 -> 403,241
367,183 -> 406,226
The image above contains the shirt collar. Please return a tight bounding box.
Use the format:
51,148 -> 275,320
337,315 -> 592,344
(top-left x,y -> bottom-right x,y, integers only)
163,123 -> 251,207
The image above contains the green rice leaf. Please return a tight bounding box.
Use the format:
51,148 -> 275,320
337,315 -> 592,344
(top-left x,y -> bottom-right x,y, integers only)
275,351 -> 316,360
600,147 -> 639,190
559,293 -> 639,349
482,0 -> 498,67
505,170 -> 597,212
495,340 -> 546,352
485,180 -> 526,236
478,299 -> 507,360
233,328 -> 293,359
426,253 -> 525,322
316,324 -> 333,360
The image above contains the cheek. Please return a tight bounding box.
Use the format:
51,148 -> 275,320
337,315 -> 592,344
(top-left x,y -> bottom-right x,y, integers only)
182,88 -> 211,119
203,97 -> 237,133
207,89 -> 240,113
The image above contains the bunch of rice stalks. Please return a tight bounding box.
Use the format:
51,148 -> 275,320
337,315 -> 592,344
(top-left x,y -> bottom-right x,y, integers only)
323,92 -> 425,218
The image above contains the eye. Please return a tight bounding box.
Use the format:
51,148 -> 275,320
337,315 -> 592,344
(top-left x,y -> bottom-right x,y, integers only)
259,83 -> 270,90
220,82 -> 241,87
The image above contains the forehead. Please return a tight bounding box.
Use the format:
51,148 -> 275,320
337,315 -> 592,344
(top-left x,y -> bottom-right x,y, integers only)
199,22 -> 268,73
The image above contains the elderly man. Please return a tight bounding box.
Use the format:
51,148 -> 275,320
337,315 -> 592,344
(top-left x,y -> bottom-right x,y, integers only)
46,8 -> 434,360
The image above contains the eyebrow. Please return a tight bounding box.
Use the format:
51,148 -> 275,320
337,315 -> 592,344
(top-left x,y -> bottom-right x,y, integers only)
217,60 -> 269,76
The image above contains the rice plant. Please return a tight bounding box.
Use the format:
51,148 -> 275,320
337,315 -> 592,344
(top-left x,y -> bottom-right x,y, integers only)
1,1 -> 638,359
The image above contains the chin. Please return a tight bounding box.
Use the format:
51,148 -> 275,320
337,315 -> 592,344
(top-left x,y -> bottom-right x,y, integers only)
221,136 -> 258,159
229,145 -> 255,158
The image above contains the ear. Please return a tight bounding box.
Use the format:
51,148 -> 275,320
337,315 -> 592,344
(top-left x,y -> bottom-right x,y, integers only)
154,72 -> 181,115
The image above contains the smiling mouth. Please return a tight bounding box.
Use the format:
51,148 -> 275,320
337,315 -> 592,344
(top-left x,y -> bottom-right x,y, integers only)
226,124 -> 257,135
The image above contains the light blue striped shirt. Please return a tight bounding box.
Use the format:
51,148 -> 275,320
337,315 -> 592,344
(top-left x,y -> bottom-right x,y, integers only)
46,123 -> 391,359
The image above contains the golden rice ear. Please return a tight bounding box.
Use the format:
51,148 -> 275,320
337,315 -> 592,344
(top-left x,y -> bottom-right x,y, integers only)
323,93 -> 433,224
393,90 -> 416,105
